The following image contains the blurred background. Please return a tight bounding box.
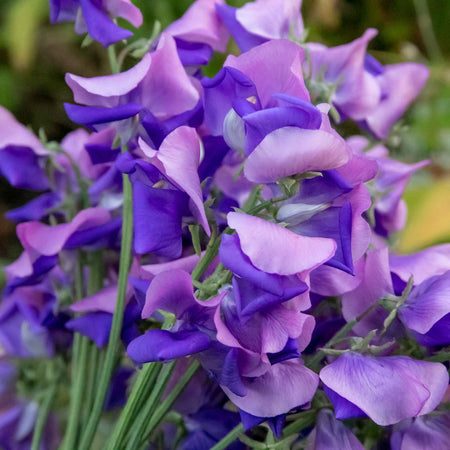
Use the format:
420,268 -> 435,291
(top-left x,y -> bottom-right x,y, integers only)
0,0 -> 449,282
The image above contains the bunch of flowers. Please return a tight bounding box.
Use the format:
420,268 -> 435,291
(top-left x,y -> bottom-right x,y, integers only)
0,0 -> 449,448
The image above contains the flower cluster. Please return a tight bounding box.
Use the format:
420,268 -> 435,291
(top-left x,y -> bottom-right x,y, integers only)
0,0 -> 448,448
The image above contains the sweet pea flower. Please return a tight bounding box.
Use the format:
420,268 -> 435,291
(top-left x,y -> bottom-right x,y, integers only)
308,29 -> 429,138
221,358 -> 319,421
306,409 -> 364,450
127,269 -> 225,363
347,136 -> 429,236
391,413 -> 450,450
320,352 -> 448,426
0,107 -> 49,191
217,0 -> 304,52
118,126 -> 209,258
390,244 -> 450,286
4,208 -> 120,295
164,0 -> 230,66
65,33 -> 199,135
398,271 -> 450,346
49,0 -> 143,47
277,172 -> 372,275
0,285 -> 56,358
220,212 -> 336,307
202,40 -> 350,183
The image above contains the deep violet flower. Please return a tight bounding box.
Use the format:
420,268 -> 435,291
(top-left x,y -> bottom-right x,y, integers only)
66,284 -> 140,347
0,285 -> 56,358
306,409 -> 364,450
127,269 -> 224,363
308,29 -> 429,138
391,413 -> 450,450
202,39 -> 350,183
119,126 -> 209,258
0,106 -> 49,191
216,0 -> 304,53
49,0 -> 143,47
277,172 -> 372,275
320,352 -> 448,426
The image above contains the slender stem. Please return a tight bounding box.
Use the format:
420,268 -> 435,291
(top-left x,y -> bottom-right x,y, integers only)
140,360 -> 200,444
79,170 -> 134,449
125,362 -> 176,450
191,229 -> 221,282
413,0 -> 443,61
210,423 -> 244,450
31,385 -> 57,450
282,410 -> 316,437
62,336 -> 90,449
106,362 -> 160,449
108,45 -> 120,74
60,255 -> 86,449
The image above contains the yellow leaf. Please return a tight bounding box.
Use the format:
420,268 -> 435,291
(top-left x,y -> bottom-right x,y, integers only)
398,177 -> 450,252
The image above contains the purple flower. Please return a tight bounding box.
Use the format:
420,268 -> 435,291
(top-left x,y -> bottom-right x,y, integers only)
308,29 -> 429,138
67,284 -> 141,349
320,352 -> 448,426
65,33 -> 199,132
182,408 -> 243,450
137,126 -> 210,236
391,413 -> 450,450
398,271 -> 450,346
341,246 -> 394,336
390,244 -> 450,285
127,269 -> 224,363
277,173 -> 372,275
306,409 -> 364,450
49,0 -> 143,47
0,285 -> 56,358
223,211 -> 336,283
222,358 -> 318,419
0,107 -> 49,191
217,0 -> 304,53
202,40 -> 350,183
165,0 -> 230,56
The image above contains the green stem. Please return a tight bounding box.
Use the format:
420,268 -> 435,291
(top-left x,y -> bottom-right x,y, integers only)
108,45 -> 120,74
413,0 -> 443,61
125,362 -> 176,450
210,423 -> 244,450
31,385 -> 57,450
140,360 -> 200,444
191,228 -> 222,282
106,362 -> 160,449
60,254 -> 86,449
282,410 -> 316,437
79,171 -> 134,449
62,336 -> 90,449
